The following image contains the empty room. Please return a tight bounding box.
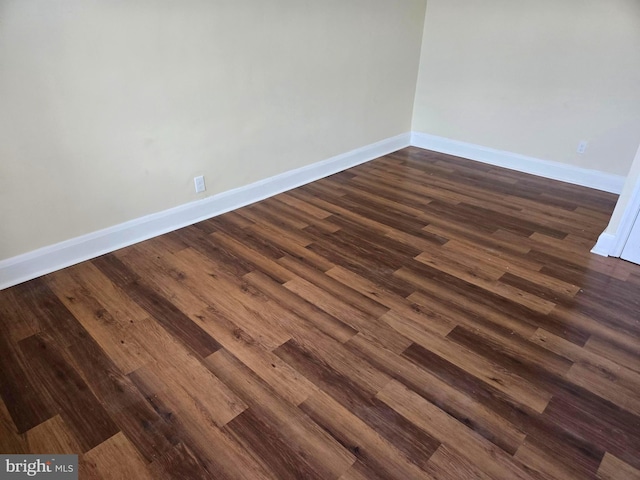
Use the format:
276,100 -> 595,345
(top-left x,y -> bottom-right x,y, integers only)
2,1 -> 640,479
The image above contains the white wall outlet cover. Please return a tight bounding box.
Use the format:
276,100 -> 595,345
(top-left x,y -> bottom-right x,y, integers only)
194,175 -> 206,193
577,141 -> 588,154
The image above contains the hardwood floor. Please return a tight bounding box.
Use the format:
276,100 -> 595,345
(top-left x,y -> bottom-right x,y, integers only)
1,146 -> 639,479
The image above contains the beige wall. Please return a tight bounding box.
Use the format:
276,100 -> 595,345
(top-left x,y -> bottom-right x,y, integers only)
0,0 -> 426,260
412,0 -> 640,177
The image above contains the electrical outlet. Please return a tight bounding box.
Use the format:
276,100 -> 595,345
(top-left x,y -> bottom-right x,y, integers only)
194,175 -> 206,193
577,141 -> 588,154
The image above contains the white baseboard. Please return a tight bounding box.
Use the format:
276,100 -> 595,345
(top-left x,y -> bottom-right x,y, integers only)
591,232 -> 616,257
611,176 -> 640,257
0,133 -> 411,290
410,132 -> 625,194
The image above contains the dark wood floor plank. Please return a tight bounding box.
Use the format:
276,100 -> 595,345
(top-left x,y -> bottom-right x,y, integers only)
498,228 -> 633,281
0,326 -> 56,434
321,189 -> 432,234
46,266 -> 153,375
129,365 -> 271,480
147,442 -> 218,480
58,317 -> 182,463
244,269 -> 358,344
282,275 -> 411,354
446,325 -> 574,391
116,243 -> 212,319
237,207 -> 314,248
210,230 -> 295,283
379,155 -> 528,205
82,432 -> 155,480
263,196 -> 341,234
274,192 -> 333,220
339,460 -> 400,480
426,444 -> 495,480
597,452 -> 640,480
299,389 -> 435,480
175,224 -> 257,278
397,262 -> 582,344
17,333 -> 120,452
325,265 -> 456,336
165,247 -> 294,351
411,254 -> 557,314
92,254 -> 222,358
0,287 -> 41,343
376,380 -> 546,480
307,237 -> 417,297
529,328 -> 640,394
0,396 -> 26,453
289,188 -> 400,237
129,318 -> 249,428
204,214 -> 289,259
205,348 -> 355,480
324,211 -> 431,257
424,221 -> 530,255
583,335 -> 640,374
277,255 -> 389,319
191,307 -> 314,406
542,389 -> 640,470
223,408 -> 326,480
56,261 -> 149,324
0,279 -> 94,433
276,327 -> 392,399
248,222 -> 337,272
123,279 -> 221,358
514,438 -> 594,480
274,338 -> 440,470
333,178 -> 434,220
565,362 -> 640,416
401,336 -> 552,414
23,415 -> 82,457
347,333 -> 526,455
550,304 -> 640,354
403,334 -> 607,477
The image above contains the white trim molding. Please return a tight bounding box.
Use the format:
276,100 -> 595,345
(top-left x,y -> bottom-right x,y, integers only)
591,232 -> 617,257
0,133 -> 411,290
411,132 -> 625,194
611,176 -> 640,257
